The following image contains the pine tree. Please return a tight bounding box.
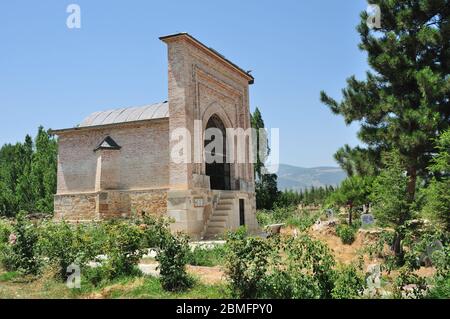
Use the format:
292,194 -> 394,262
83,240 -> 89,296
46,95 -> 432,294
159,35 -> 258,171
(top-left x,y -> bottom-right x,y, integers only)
321,0 -> 450,201
422,129 -> 450,231
370,150 -> 412,260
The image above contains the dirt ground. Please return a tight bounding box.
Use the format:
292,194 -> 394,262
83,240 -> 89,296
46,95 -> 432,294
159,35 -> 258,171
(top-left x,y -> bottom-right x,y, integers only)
282,224 -> 436,279
187,265 -> 224,284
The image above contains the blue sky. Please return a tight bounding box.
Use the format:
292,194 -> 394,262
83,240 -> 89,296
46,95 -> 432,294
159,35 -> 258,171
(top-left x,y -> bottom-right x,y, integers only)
0,0 -> 369,167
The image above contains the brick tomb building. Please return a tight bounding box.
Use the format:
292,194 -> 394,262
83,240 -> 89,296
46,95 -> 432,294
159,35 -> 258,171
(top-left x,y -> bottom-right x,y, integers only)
52,33 -> 258,239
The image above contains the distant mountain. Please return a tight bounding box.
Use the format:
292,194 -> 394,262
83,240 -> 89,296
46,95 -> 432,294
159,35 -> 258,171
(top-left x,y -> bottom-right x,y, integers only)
276,164 -> 347,191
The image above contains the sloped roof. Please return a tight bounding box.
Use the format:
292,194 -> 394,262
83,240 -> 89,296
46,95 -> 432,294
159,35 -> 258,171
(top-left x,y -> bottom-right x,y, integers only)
79,101 -> 169,128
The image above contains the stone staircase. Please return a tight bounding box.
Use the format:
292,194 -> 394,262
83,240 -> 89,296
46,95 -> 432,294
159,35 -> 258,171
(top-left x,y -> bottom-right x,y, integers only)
202,191 -> 234,240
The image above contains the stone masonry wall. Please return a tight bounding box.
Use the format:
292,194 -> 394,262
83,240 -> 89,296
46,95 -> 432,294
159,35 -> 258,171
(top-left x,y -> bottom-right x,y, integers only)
54,189 -> 168,221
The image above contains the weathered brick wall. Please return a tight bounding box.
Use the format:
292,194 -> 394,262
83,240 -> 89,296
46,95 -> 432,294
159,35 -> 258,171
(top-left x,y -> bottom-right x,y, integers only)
57,120 -> 169,194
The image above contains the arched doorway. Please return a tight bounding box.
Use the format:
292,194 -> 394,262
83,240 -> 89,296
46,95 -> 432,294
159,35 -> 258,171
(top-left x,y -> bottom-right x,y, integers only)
204,115 -> 231,190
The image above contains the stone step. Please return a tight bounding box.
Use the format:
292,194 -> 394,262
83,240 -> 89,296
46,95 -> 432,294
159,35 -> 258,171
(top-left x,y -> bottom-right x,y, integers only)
215,206 -> 232,211
217,201 -> 233,206
218,199 -> 234,204
219,196 -> 235,201
210,215 -> 228,222
205,226 -> 225,234
208,221 -> 226,228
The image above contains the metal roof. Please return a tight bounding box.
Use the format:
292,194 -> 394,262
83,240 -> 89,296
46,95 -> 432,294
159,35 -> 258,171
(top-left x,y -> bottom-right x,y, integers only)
79,101 -> 169,128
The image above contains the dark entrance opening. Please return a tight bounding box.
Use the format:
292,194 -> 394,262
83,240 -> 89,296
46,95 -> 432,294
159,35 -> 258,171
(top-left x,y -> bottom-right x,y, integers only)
205,115 -> 231,190
239,199 -> 245,226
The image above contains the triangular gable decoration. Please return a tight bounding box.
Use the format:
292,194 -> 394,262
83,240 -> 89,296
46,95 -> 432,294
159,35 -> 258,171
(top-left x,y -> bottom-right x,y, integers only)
94,136 -> 122,152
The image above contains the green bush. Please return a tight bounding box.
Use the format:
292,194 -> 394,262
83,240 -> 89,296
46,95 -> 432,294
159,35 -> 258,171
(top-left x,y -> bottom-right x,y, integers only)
281,234 -> 336,298
224,229 -> 337,299
224,227 -> 272,298
427,275 -> 450,299
336,224 -> 357,245
256,210 -> 273,227
0,218 -> 12,245
139,215 -> 172,248
0,212 -> 40,275
157,232 -> 193,292
101,222 -> 146,279
38,221 -> 103,281
261,234 -> 335,299
331,265 -> 365,299
393,269 -> 428,299
186,244 -> 226,267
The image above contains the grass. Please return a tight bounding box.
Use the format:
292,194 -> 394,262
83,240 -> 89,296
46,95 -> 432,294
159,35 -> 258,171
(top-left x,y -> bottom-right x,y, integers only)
0,267 -> 227,299
257,207 -> 321,231
186,245 -> 227,267
106,276 -> 228,299
0,271 -> 19,282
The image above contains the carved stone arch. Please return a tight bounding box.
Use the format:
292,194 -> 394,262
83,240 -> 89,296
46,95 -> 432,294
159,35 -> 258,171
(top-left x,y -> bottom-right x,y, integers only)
201,101 -> 234,131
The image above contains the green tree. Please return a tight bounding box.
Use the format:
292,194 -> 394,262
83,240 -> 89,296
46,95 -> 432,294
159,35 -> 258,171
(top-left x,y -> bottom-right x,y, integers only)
0,127 -> 57,217
321,0 -> 450,201
30,127 -> 57,213
251,107 -> 267,179
326,175 -> 374,225
422,129 -> 450,231
251,108 -> 279,209
334,145 -> 379,177
15,135 -> 34,213
255,173 -> 280,210
370,150 -> 412,260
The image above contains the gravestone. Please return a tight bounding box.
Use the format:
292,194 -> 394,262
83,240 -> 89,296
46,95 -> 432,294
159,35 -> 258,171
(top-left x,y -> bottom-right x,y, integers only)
361,214 -> 375,226
421,240 -> 444,266
326,209 -> 334,220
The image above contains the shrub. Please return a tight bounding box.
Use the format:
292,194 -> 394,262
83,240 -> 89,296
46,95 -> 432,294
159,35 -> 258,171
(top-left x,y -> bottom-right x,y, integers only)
282,234 -> 336,298
0,218 -> 12,246
256,210 -> 273,227
101,222 -> 146,279
0,212 -> 40,275
225,229 -> 337,299
139,215 -> 172,248
427,275 -> 450,299
38,221 -> 102,281
285,210 -> 320,231
336,224 -> 357,245
263,268 -> 321,299
157,232 -> 193,292
393,269 -> 428,299
224,227 -> 272,298
331,265 -> 365,299
139,215 -> 193,292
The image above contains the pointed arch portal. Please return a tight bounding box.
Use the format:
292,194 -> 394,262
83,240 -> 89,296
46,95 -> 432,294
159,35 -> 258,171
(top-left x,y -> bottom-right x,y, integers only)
204,115 -> 231,190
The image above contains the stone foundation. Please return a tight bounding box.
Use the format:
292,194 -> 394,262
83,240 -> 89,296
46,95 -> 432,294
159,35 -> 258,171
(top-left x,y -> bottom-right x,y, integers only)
54,189 -> 168,221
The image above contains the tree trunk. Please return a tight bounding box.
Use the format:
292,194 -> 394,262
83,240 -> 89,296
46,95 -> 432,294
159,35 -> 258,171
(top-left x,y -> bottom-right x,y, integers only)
391,231 -> 404,263
407,165 -> 417,203
348,204 -> 353,226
